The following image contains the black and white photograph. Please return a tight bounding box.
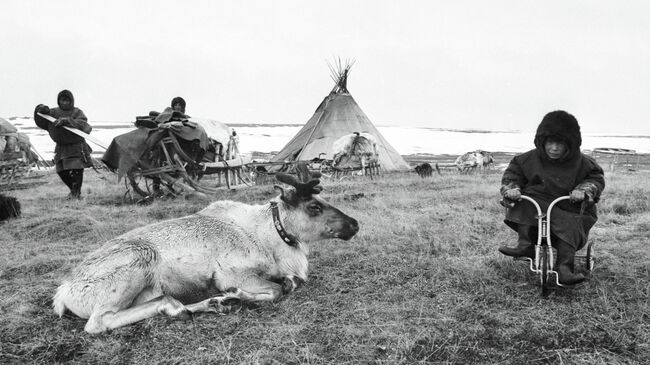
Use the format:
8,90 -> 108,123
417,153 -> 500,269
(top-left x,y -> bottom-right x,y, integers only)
1,1 -> 649,363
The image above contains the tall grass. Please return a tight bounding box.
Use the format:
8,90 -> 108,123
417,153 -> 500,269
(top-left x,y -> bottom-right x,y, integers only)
1,169 -> 648,364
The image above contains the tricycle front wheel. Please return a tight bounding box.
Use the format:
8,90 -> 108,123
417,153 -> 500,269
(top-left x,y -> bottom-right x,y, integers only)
539,245 -> 550,297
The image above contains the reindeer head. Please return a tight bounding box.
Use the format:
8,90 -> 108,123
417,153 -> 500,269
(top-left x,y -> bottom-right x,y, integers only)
274,163 -> 358,241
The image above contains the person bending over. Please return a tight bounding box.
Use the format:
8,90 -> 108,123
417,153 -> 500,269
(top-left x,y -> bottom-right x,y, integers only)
499,110 -> 605,285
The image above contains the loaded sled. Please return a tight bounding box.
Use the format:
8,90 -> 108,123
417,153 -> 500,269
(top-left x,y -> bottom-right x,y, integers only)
102,114 -> 252,200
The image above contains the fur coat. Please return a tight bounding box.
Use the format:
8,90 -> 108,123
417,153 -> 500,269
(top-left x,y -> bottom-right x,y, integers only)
34,90 -> 93,171
500,111 -> 605,250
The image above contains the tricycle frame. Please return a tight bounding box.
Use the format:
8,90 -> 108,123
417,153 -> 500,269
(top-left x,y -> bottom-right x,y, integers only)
514,195 -> 594,296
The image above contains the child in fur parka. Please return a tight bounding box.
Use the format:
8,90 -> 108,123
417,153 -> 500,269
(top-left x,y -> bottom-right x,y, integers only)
499,110 -> 605,285
34,90 -> 93,199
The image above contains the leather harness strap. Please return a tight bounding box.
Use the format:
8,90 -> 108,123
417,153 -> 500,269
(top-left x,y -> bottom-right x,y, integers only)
270,201 -> 299,247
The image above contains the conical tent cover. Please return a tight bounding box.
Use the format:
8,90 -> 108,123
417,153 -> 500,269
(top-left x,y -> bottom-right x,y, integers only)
271,64 -> 410,172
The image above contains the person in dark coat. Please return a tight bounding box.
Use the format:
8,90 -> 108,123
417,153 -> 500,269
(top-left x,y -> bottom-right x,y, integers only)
171,96 -> 186,114
34,90 -> 93,199
498,110 -> 605,285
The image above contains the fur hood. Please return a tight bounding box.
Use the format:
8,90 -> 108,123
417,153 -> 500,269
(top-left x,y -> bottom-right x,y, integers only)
57,90 -> 75,110
533,110 -> 582,162
171,96 -> 186,113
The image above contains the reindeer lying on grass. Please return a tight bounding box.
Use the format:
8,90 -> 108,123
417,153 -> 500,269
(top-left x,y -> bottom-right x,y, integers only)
53,164 -> 359,333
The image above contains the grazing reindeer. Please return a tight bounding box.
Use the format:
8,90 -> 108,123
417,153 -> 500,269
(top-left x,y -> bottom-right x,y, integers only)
455,150 -> 495,174
0,194 -> 21,221
414,163 -> 433,178
53,163 -> 359,333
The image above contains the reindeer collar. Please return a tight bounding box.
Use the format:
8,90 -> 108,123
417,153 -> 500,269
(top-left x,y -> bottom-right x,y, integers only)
270,201 -> 299,247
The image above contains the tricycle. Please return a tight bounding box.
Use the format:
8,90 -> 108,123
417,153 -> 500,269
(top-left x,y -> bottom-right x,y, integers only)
503,195 -> 595,297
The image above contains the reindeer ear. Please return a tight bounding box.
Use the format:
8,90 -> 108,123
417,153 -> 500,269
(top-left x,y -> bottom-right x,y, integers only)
274,184 -> 297,205
279,187 -> 298,205
273,185 -> 285,198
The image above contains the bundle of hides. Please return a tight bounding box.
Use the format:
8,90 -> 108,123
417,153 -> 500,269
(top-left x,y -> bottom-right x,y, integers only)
0,194 -> 21,221
134,108 -> 196,130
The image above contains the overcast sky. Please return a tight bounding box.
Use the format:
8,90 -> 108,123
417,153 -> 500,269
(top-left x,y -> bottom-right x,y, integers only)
2,0 -> 649,134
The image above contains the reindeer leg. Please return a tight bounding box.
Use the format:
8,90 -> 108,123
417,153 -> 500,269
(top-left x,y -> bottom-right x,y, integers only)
184,287 -> 243,314
84,295 -> 190,334
185,276 -> 285,314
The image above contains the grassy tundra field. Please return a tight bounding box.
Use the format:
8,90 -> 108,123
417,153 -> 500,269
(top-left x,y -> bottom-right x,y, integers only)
1,164 -> 649,364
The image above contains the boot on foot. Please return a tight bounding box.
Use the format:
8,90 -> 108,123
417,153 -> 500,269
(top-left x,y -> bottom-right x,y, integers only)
498,239 -> 535,259
555,241 -> 585,285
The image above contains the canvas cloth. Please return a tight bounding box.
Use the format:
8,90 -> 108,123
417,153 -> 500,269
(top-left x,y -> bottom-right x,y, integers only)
102,123 -> 209,179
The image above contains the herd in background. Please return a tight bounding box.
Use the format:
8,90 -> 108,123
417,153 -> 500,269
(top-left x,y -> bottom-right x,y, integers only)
414,149 -> 496,178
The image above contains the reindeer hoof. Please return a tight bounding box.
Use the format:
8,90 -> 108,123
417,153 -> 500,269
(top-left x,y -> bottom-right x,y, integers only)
281,276 -> 304,294
207,296 -> 242,314
177,309 -> 194,321
281,277 -> 295,294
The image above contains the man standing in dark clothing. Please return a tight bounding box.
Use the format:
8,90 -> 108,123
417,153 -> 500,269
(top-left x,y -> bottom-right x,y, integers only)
498,110 -> 605,285
34,90 -> 93,199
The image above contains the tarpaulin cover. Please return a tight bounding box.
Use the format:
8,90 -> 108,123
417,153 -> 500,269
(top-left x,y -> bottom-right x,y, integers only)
102,123 -> 209,179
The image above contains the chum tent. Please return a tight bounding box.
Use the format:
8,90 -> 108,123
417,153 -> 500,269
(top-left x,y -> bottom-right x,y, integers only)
270,61 -> 411,172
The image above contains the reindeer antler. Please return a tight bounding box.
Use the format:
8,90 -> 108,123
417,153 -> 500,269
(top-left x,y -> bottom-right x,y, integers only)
276,162 -> 323,197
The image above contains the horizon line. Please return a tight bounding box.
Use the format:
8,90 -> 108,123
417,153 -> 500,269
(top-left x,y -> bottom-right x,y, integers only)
5,115 -> 650,137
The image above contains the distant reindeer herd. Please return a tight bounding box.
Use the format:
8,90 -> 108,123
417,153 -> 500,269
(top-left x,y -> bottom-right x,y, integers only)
414,150 -> 496,177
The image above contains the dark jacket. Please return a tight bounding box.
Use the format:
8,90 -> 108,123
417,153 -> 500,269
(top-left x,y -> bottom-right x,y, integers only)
34,90 -> 93,170
501,111 -> 605,249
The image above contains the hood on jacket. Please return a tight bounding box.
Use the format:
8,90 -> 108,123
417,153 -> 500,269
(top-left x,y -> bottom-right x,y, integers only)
533,110 -> 582,162
57,89 -> 75,110
171,96 -> 186,113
